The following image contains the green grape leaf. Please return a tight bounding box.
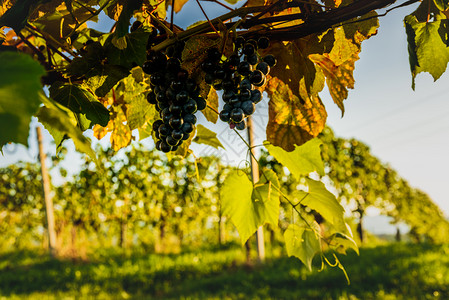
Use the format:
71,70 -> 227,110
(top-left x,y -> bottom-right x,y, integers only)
49,82 -> 110,127
264,138 -> 324,179
193,124 -> 224,149
222,170 -> 280,244
329,232 -> 359,255
434,0 -> 449,11
105,28 -> 152,69
0,52 -> 45,148
202,87 -> 219,123
251,169 -> 281,226
85,65 -> 130,97
265,77 -> 327,152
284,222 -> 321,271
36,95 -> 97,161
405,15 -> 449,89
296,178 -> 347,234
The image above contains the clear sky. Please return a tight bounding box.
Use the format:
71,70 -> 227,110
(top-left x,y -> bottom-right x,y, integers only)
1,2 -> 448,219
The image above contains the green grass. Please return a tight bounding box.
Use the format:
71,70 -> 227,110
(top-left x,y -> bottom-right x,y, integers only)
0,243 -> 448,299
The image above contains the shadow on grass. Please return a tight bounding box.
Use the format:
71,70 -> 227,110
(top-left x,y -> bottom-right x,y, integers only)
0,243 -> 448,299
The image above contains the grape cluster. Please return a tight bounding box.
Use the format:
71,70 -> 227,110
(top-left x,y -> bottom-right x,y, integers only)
142,41 -> 206,153
201,36 -> 276,130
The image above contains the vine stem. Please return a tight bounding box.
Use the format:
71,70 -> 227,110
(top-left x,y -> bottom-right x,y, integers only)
195,0 -> 220,36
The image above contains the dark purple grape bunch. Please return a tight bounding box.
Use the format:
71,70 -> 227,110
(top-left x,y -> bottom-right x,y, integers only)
201,36 -> 276,130
142,41 -> 207,153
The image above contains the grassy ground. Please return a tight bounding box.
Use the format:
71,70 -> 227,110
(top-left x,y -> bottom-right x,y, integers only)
0,243 -> 448,299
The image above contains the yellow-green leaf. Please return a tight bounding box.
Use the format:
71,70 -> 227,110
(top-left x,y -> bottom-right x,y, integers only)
221,170 -> 280,244
284,222 -> 321,271
296,178 -> 347,234
193,124 -> 224,149
309,54 -> 355,116
405,15 -> 449,89
329,232 -> 359,255
202,87 -> 219,123
264,138 -> 324,179
265,77 -> 327,152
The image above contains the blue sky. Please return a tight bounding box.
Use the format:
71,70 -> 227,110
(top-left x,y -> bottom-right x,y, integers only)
1,1 -> 448,220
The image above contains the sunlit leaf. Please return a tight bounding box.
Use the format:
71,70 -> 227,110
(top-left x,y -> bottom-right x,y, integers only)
309,53 -> 355,116
405,15 -> 449,89
295,178 -> 347,233
265,77 -> 327,152
434,0 -> 449,11
85,65 -> 130,97
221,170 -> 280,244
252,169 -> 280,225
284,222 -> 321,271
202,87 -> 219,123
329,232 -> 359,255
49,82 -> 110,127
193,124 -> 224,149
264,138 -> 324,179
0,52 -> 45,148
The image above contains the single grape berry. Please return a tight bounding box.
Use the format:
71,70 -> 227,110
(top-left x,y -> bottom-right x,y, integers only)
155,140 -> 163,151
171,129 -> 184,140
222,80 -> 236,91
159,124 -> 171,137
165,88 -> 176,101
201,60 -> 215,73
263,54 -> 277,67
181,122 -> 194,133
242,43 -> 255,56
250,89 -> 262,104
169,104 -> 182,116
249,70 -> 265,85
230,108 -> 244,123
160,141 -> 172,153
237,61 -> 251,76
257,37 -> 270,49
150,73 -> 164,86
171,81 -> 184,92
205,73 -> 215,85
147,92 -> 157,104
219,110 -> 231,122
130,21 -> 142,32
185,79 -> 197,93
152,120 -> 164,132
256,62 -> 270,75
239,88 -> 251,101
235,121 -> 247,130
240,78 -> 252,90
166,135 -> 179,146
169,116 -> 183,129
183,98 -> 197,114
228,54 -> 240,66
195,97 -> 207,111
176,90 -> 189,103
214,67 -> 226,79
246,53 -> 258,65
228,96 -> 240,107
183,114 -> 197,124
241,100 -> 256,115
